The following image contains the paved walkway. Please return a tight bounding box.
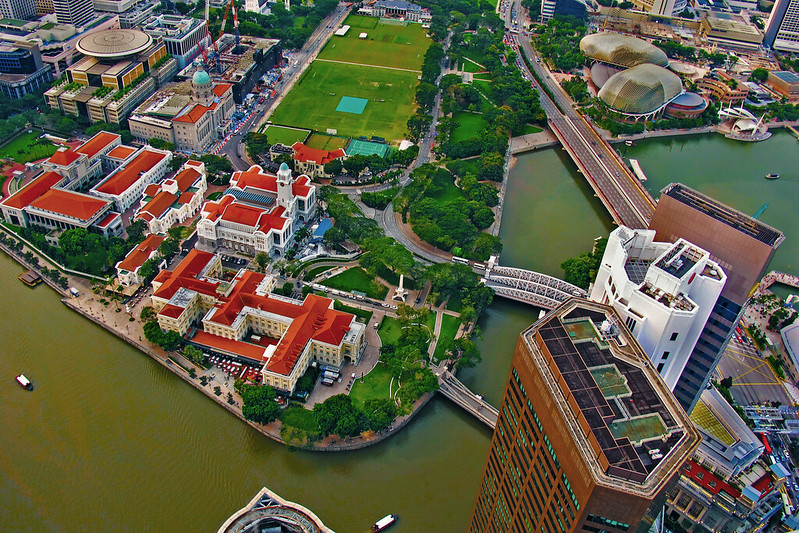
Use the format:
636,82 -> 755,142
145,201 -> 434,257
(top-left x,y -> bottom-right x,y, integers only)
314,58 -> 422,74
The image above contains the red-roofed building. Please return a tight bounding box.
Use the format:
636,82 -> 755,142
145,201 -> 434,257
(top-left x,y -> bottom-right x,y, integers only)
290,141 -> 347,179
91,146 -> 171,212
116,234 -> 166,286
151,252 -> 365,393
42,132 -> 123,188
0,172 -> 65,226
134,159 -> 207,234
197,163 -> 316,259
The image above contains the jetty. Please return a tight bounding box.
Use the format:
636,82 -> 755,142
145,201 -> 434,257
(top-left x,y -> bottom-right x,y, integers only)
18,270 -> 41,287
629,159 -> 648,182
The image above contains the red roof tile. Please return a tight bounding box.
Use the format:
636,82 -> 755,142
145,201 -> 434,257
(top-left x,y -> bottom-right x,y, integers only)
29,189 -> 109,221
160,304 -> 185,319
221,203 -> 264,227
152,249 -> 219,301
140,190 -> 178,219
291,142 -> 346,166
173,166 -> 201,191
173,104 -> 208,124
97,212 -> 119,228
144,183 -> 161,197
177,191 -> 195,204
0,172 -> 63,209
95,149 -> 168,196
212,83 -> 232,98
230,165 -> 312,198
118,233 -> 165,272
76,131 -> 120,160
191,330 -> 268,362
47,148 -> 81,167
107,145 -> 136,160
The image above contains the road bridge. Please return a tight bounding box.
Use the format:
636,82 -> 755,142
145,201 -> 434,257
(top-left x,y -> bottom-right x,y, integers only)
437,370 -> 498,428
504,0 -> 656,229
483,259 -> 587,309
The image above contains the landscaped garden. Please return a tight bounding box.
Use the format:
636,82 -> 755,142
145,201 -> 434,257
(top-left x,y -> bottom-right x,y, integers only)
321,267 -> 388,299
449,111 -> 490,143
349,363 -> 393,407
433,314 -> 462,362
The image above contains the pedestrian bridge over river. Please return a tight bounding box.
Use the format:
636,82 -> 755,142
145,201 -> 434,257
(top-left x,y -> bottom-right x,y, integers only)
482,258 -> 587,309
437,370 -> 498,428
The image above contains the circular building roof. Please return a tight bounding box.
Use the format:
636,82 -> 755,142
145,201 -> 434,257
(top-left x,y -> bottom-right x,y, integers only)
670,92 -> 705,108
580,33 -> 669,69
598,64 -> 683,115
193,69 -> 211,86
76,29 -> 153,60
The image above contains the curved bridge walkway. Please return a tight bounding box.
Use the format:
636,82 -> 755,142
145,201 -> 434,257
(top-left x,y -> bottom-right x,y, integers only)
437,370 -> 499,428
483,261 -> 587,309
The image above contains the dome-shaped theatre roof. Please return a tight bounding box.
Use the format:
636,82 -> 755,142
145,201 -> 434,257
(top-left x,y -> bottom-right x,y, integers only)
76,29 -> 153,60
598,64 -> 683,115
580,33 -> 669,69
670,92 -> 705,108
193,69 -> 211,86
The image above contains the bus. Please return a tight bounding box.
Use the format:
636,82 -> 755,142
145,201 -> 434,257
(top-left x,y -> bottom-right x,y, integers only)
452,256 -> 470,265
473,263 -> 487,270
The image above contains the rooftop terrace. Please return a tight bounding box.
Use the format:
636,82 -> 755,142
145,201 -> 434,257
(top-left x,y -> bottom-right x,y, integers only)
523,299 -> 699,494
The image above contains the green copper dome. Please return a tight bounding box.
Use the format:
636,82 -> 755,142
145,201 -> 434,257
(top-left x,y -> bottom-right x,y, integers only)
279,162 -> 289,172
192,69 -> 211,86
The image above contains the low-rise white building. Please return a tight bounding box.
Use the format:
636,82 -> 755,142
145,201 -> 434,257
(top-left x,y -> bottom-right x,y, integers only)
115,233 -> 165,286
590,226 -> 726,389
197,163 -> 315,258
90,145 -> 171,212
41,130 -> 122,188
134,159 -> 207,235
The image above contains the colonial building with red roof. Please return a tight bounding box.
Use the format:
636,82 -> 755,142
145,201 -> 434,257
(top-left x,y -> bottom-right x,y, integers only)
0,171 -> 122,237
115,233 -> 166,287
290,141 -> 346,179
134,159 -> 207,235
197,163 -> 316,258
41,131 -> 122,188
128,69 -> 235,153
150,250 -> 365,392
91,146 -> 172,212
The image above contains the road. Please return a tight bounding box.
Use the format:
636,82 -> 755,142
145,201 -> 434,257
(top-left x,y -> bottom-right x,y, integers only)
504,0 -> 655,229
219,3 -> 352,170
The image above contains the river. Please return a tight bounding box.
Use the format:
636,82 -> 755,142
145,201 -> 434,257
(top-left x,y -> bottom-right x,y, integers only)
2,130 -> 797,531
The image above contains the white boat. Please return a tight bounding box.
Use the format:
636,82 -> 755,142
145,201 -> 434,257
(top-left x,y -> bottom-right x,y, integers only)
16,374 -> 33,391
372,514 -> 397,532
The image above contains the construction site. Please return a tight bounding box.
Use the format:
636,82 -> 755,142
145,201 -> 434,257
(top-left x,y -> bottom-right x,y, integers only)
175,0 -> 284,104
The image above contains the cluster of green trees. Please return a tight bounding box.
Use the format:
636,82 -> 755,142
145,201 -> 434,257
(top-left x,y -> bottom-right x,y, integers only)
425,262 -> 494,315
320,186 -> 381,247
394,164 -> 501,260
240,383 -> 281,424
533,16 -> 587,72
141,311 -> 183,352
760,101 -> 799,122
560,237 -> 607,290
312,394 -> 398,437
359,235 -> 418,281
245,132 -> 270,161
361,188 -> 400,210
560,76 -> 589,104
419,0 -> 500,43
406,44 -> 446,141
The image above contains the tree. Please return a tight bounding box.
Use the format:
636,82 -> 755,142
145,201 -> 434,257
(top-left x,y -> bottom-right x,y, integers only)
407,113 -> 433,143
477,152 -> 505,182
323,226 -> 345,249
59,228 -> 90,256
255,251 -> 270,272
148,138 -> 175,151
415,82 -> 438,111
324,159 -> 343,176
184,345 -> 204,365
295,226 -> 311,242
138,258 -> 160,284
240,384 -> 280,424
126,219 -> 147,242
343,154 -> 368,176
750,68 -> 769,83
140,306 -> 156,322
363,398 -> 396,431
313,394 -> 365,437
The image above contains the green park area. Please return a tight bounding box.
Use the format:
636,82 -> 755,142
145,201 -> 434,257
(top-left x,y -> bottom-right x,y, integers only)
349,363 -> 393,407
321,267 -> 388,300
263,125 -> 310,146
305,133 -> 349,151
433,314 -> 462,362
270,60 -> 419,142
318,15 -> 431,71
450,111 -> 489,143
0,130 -> 57,164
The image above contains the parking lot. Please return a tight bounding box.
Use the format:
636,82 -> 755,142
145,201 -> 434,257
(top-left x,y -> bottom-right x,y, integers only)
716,336 -> 791,406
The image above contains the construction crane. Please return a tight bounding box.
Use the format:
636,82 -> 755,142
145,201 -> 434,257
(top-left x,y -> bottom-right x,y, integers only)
197,0 -> 211,67
233,0 -> 240,54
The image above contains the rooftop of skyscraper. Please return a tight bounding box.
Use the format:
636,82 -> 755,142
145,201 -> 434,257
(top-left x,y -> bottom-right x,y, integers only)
522,299 -> 700,496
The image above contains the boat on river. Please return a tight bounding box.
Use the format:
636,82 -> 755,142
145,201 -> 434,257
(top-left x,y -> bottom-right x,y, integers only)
372,514 -> 397,531
766,173 -> 780,180
16,374 -> 33,390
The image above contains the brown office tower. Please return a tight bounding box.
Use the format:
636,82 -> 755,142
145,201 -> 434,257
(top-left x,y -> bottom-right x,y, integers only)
470,299 -> 699,533
648,183 -> 784,413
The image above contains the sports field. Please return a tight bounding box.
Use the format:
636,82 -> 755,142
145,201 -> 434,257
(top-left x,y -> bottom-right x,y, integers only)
263,125 -> 310,146
270,60 -> 419,141
306,133 -> 349,151
318,15 -> 431,71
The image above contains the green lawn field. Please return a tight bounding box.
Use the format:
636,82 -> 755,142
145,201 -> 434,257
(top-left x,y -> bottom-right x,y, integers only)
433,314 -> 462,362
270,61 -> 419,142
451,111 -> 489,143
319,15 -> 430,71
349,363 -> 393,407
306,133 -> 349,151
263,125 -> 310,146
0,130 -> 57,164
321,267 -> 388,300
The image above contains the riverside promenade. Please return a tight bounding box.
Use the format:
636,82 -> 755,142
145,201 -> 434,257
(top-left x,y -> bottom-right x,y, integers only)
0,227 -> 445,452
